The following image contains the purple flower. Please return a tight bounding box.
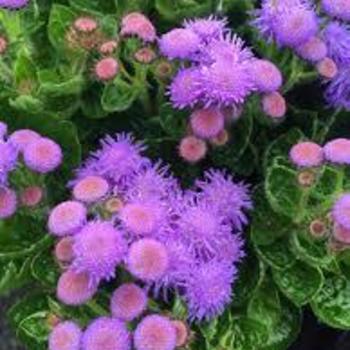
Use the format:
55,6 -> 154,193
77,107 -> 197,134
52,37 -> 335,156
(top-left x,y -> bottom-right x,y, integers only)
290,141 -> 324,168
296,36 -> 328,63
190,108 -> 225,139
323,138 -> 350,164
0,0 -> 29,9
9,129 -> 40,152
159,28 -> 201,60
73,221 -> 127,283
127,238 -> 169,282
322,0 -> 350,22
199,58 -> 255,107
323,22 -> 350,67
333,194 -> 350,230
48,201 -> 87,237
195,169 -> 252,229
134,315 -> 177,350
325,68 -> 350,111
0,141 -> 18,186
23,137 -> 63,173
57,270 -> 98,306
72,175 -> 109,203
183,16 -> 228,43
82,317 -> 131,350
250,59 -> 283,93
0,187 -> 17,219
74,133 -> 148,188
49,321 -> 82,350
169,67 -> 202,109
184,260 -> 236,321
253,0 -> 318,48
110,283 -> 148,321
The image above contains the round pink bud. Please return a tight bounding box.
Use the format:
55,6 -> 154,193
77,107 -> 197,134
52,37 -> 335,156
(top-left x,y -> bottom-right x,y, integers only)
99,40 -> 118,55
121,12 -> 156,42
104,197 -> 124,213
154,61 -> 173,80
134,47 -> 156,64
0,36 -> 7,54
49,321 -> 82,350
309,219 -> 328,239
324,138 -> 350,165
316,57 -> 338,79
23,137 -> 63,173
20,186 -> 44,207
9,129 -> 40,152
95,57 -> 119,81
48,201 -> 87,237
190,108 -> 225,139
134,315 -> 177,350
0,187 -> 17,219
333,223 -> 350,244
57,270 -> 98,306
296,36 -> 328,63
110,283 -> 148,321
290,141 -> 324,168
172,320 -> 189,347
73,176 -> 109,203
74,17 -> 98,33
262,92 -> 287,119
210,129 -> 229,147
127,239 -> 169,281
251,59 -> 283,93
179,136 -> 207,163
55,237 -> 75,264
297,170 -> 316,187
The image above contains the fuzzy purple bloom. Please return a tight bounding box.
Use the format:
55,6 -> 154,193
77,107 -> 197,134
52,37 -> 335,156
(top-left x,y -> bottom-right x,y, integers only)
48,201 -> 87,237
169,67 -> 202,109
184,260 -> 236,321
250,59 -> 283,93
0,0 -> 29,9
134,315 -> 177,350
195,169 -> 252,229
0,187 -> 17,219
159,28 -> 201,60
8,129 -> 40,152
23,137 -> 63,173
183,16 -> 228,43
323,138 -> 350,164
49,321 -> 82,350
0,141 -> 18,186
73,221 -> 127,284
333,194 -> 350,230
74,133 -> 148,188
290,141 -> 324,167
82,317 -> 131,350
296,36 -> 328,63
323,22 -> 350,67
325,68 -> 350,111
110,283 -> 148,321
322,0 -> 350,22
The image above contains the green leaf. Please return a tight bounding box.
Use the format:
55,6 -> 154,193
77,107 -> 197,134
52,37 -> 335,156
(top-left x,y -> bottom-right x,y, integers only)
273,260 -> 324,306
254,237 -> 296,270
31,250 -> 60,288
9,95 -> 44,114
14,49 -> 37,86
265,157 -> 305,221
251,186 -> 293,246
101,78 -> 140,112
311,274 -> 350,329
48,4 -> 76,50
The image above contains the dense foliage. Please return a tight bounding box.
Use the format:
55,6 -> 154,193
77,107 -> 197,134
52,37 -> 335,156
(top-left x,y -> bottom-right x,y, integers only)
1,0 -> 350,349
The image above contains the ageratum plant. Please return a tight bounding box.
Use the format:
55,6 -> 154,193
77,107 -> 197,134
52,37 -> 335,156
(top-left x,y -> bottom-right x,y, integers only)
1,0 -> 350,350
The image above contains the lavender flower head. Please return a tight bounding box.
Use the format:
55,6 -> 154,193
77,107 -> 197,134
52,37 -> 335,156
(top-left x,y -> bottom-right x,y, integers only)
72,221 -> 127,284
184,260 -> 236,321
322,0 -> 350,22
0,0 -> 29,9
333,194 -> 350,230
323,138 -> 350,164
49,321 -> 82,350
325,68 -> 350,111
82,317 -> 131,350
323,22 -> 350,67
0,141 -> 18,186
0,187 -> 17,219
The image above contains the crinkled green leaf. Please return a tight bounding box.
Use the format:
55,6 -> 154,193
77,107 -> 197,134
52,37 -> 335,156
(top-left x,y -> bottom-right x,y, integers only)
31,250 -> 60,288
311,274 -> 350,329
273,260 -> 324,306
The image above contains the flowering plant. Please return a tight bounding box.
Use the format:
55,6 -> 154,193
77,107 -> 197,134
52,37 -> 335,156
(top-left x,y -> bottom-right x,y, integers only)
1,1 -> 350,350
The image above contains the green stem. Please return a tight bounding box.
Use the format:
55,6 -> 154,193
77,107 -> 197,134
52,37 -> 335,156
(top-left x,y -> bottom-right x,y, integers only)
86,300 -> 109,316
316,108 -> 342,144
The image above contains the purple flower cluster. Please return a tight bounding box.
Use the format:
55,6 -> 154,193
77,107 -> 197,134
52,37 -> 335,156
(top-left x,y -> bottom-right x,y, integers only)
49,133 -> 251,324
158,16 -> 286,162
290,138 -> 350,168
0,0 -> 29,10
0,122 -> 62,219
